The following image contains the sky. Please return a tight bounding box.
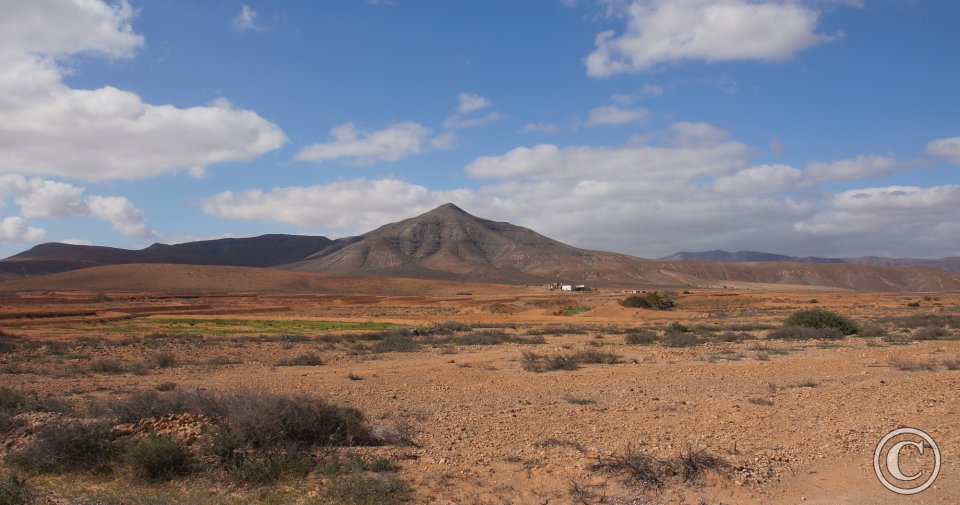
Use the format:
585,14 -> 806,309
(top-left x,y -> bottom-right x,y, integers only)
0,0 -> 958,260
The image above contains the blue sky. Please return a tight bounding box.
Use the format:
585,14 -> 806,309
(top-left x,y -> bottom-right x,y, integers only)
1,0 -> 958,259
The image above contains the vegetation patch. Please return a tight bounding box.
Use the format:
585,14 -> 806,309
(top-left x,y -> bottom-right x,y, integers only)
784,309 -> 859,335
275,353 -> 324,366
522,350 -> 622,372
767,326 -> 843,340
620,291 -> 676,310
124,434 -> 193,481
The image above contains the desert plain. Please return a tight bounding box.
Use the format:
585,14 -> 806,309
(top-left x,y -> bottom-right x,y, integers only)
0,264 -> 957,505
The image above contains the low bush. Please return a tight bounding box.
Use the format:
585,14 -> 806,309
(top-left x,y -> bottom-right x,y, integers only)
662,332 -> 702,347
89,359 -> 126,374
784,309 -> 859,335
624,330 -> 657,345
226,450 -> 312,485
767,326 -> 843,340
150,352 -> 177,369
912,327 -> 947,340
620,292 -> 675,310
521,350 -> 621,372
9,421 -> 115,472
0,472 -> 32,505
276,353 -> 324,366
373,336 -> 420,353
889,356 -> 938,372
124,434 -> 193,481
324,475 -> 410,505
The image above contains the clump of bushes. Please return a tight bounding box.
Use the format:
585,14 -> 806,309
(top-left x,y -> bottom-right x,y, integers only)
783,308 -> 859,335
591,446 -> 729,490
125,434 -> 193,480
276,353 -> 324,366
522,350 -> 622,372
0,472 -> 32,505
624,329 -> 657,345
912,327 -> 947,341
767,326 -> 843,340
8,421 -> 116,472
620,291 -> 676,310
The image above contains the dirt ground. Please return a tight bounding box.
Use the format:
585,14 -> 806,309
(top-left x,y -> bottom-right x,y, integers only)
1,286 -> 958,504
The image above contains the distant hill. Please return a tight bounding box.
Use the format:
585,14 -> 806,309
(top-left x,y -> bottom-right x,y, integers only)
662,250 -> 960,274
0,234 -> 335,277
3,204 -> 960,292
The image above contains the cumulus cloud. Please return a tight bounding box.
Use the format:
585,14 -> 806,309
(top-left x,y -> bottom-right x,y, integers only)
805,155 -> 901,181
587,105 -> 649,126
444,92 -> 503,129
456,92 -> 492,114
465,122 -> 749,180
586,0 -> 831,77
0,174 -> 154,238
204,121 -> 960,258
0,217 -> 46,244
926,136 -> 960,164
612,84 -> 664,104
296,122 -> 451,165
713,164 -> 803,195
204,178 -> 471,234
0,0 -> 286,181
232,5 -> 264,31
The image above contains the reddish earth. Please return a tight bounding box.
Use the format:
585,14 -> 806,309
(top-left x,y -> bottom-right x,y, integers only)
0,274 -> 958,504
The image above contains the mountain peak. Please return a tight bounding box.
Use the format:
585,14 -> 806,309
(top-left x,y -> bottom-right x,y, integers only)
421,202 -> 470,218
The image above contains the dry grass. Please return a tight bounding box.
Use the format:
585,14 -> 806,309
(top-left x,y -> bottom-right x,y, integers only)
889,356 -> 939,371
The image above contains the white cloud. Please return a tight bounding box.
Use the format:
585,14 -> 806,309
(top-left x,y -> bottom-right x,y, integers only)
456,92 -> 493,114
443,112 -> 504,129
805,155 -> 900,181
587,105 -> 649,126
85,195 -> 153,238
466,122 -> 748,180
204,178 -> 470,234
586,0 -> 831,77
793,185 -> 960,255
713,164 -> 803,195
521,122 -> 560,133
0,174 -> 154,238
233,5 -> 264,31
444,93 -> 503,129
925,136 -> 960,164
0,217 -> 46,244
430,131 -> 457,150
612,84 -> 664,104
0,0 -> 286,181
296,122 -> 449,165
59,238 -> 93,246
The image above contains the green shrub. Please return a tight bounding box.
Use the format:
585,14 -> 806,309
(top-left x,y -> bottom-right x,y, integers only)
9,421 -> 115,472
620,292 -> 675,310
276,353 -> 324,366
0,472 -> 32,505
226,450 -> 312,485
222,391 -> 376,448
325,475 -> 410,505
768,326 -> 843,340
784,309 -> 859,335
373,336 -> 420,353
625,330 -> 657,345
124,434 -> 193,481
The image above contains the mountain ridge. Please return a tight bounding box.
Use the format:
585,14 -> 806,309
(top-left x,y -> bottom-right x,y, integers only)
2,204 -> 959,292
663,250 -> 960,273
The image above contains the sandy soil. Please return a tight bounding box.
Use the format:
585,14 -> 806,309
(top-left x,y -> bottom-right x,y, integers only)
1,285 -> 958,504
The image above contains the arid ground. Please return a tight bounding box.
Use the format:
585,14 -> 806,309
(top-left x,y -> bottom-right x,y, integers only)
1,278 -> 958,504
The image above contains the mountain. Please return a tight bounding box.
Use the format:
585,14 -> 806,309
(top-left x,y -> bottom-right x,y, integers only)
283,203 -> 639,284
662,250 -> 960,274
281,204 -> 960,291
3,204 -> 960,292
0,234 -> 335,277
